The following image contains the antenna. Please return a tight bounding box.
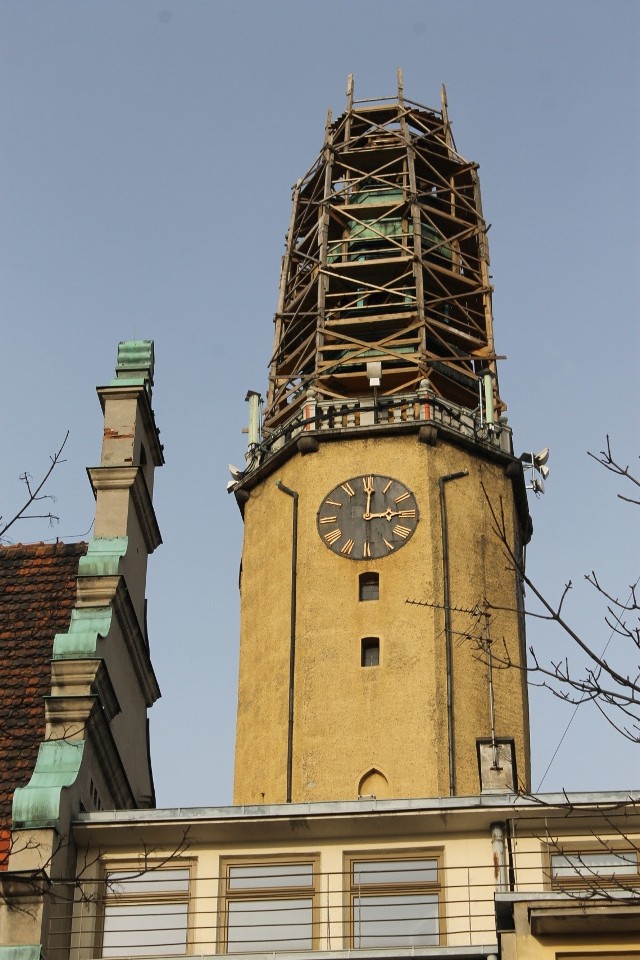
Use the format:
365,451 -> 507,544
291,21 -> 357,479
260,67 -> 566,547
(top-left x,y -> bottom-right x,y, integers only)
520,447 -> 550,496
477,368 -> 496,431
406,596 -> 500,768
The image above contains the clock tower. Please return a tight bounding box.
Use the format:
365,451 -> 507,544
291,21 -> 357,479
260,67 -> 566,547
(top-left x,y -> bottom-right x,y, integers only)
231,75 -> 532,804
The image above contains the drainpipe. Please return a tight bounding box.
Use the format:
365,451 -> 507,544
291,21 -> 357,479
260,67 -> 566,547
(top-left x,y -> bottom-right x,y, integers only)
491,822 -> 509,893
438,470 -> 468,796
276,480 -> 299,803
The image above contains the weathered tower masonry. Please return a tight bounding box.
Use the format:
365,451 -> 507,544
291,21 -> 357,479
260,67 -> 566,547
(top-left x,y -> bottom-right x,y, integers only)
232,77 -> 531,805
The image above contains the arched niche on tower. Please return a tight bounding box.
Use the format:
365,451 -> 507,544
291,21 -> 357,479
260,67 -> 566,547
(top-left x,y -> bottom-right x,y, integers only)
358,768 -> 390,800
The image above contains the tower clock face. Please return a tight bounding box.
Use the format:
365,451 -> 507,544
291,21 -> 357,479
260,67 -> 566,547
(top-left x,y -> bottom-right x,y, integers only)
317,474 -> 419,560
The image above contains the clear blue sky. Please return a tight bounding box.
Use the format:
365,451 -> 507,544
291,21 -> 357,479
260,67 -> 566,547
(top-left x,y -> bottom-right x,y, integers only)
1,1 -> 638,806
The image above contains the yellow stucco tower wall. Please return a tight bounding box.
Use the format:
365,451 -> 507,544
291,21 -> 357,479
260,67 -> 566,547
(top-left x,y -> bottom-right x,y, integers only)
234,432 -> 530,804
233,84 -> 533,805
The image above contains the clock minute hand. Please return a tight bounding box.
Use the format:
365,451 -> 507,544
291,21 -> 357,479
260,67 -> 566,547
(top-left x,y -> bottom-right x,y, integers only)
362,475 -> 375,519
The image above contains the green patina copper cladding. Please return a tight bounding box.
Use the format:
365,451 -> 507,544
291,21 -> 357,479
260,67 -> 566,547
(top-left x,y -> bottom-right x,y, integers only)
0,947 -> 45,960
111,339 -> 155,391
53,607 -> 113,659
12,740 -> 85,828
8,340 -> 162,837
77,536 -> 128,577
52,538 -> 126,658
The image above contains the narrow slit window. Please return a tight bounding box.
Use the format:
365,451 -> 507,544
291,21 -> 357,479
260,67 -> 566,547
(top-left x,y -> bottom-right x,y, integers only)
359,573 -> 379,601
361,638 -> 380,667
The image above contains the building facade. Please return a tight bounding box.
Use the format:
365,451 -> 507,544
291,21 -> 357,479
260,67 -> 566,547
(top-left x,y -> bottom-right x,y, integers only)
1,80 -> 638,960
0,341 -> 164,954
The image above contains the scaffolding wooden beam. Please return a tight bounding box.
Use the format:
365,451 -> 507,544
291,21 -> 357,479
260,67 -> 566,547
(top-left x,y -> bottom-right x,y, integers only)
265,80 -> 502,429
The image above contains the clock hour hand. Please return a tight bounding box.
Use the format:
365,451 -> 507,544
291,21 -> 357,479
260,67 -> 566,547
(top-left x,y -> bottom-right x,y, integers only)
365,508 -> 401,522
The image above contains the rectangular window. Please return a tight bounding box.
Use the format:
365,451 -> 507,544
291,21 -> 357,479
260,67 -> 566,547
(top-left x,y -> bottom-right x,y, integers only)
361,638 -> 380,667
550,849 -> 639,886
347,853 -> 441,948
221,857 -> 318,953
101,866 -> 190,957
359,573 -> 379,601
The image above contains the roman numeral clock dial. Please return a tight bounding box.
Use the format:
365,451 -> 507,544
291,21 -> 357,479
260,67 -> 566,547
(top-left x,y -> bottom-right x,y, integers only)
316,475 -> 419,560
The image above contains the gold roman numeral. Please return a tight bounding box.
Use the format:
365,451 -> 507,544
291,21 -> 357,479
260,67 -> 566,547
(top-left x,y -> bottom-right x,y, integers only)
324,529 -> 341,545
399,509 -> 416,518
341,482 -> 355,497
325,499 -> 342,507
394,524 -> 411,539
319,515 -> 338,524
383,538 -> 395,552
341,538 -> 355,555
363,542 -> 371,558
394,492 -> 410,504
382,479 -> 393,494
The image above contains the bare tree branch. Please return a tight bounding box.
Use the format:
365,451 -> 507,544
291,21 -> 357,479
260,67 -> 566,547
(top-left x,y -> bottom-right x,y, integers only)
588,435 -> 640,504
515,792 -> 640,901
480,438 -> 640,743
0,432 -> 69,541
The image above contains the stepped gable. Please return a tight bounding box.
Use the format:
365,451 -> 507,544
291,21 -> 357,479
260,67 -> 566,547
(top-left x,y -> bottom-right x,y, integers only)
0,541 -> 87,821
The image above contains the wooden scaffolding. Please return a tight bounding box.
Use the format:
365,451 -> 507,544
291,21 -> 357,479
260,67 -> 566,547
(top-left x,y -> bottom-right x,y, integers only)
265,72 -> 501,430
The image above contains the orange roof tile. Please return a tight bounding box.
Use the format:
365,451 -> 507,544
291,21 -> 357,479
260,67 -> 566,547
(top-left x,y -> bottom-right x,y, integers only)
0,542 -> 87,822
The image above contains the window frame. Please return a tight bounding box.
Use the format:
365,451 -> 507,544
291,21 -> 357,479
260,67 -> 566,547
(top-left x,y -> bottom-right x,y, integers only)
97,860 -> 194,958
343,848 -> 445,949
358,572 -> 380,602
218,854 -> 320,954
545,842 -> 640,891
361,637 -> 380,667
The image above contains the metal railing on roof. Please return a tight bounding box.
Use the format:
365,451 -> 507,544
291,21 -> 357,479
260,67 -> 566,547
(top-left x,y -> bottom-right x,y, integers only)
41,844 -> 640,960
47,862 -> 498,960
247,390 -> 512,475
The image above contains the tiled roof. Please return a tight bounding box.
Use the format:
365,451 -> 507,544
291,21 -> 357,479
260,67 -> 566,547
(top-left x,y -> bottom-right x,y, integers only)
0,542 -> 87,822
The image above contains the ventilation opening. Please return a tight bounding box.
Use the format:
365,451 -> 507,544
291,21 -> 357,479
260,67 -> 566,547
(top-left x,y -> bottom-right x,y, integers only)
359,572 -> 379,601
361,637 -> 380,667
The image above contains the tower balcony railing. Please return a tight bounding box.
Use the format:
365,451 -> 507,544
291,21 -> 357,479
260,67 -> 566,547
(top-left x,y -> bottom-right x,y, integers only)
253,389 -> 513,473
